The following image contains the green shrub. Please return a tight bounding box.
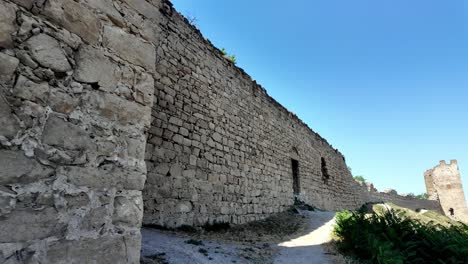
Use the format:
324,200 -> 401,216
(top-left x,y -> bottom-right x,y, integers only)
334,209 -> 468,263
353,176 -> 367,182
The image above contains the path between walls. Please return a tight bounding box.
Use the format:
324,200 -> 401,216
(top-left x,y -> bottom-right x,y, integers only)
141,211 -> 339,264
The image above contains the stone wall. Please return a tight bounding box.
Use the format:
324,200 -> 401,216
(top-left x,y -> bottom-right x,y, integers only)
141,0 -> 440,228
354,182 -> 443,213
0,0 -> 157,262
142,5 -> 364,227
0,0 -> 447,262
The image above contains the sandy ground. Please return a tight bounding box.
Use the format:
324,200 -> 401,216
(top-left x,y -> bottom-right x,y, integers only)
141,210 -> 338,264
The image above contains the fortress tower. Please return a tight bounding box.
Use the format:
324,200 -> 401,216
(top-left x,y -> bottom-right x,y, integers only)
425,160 -> 468,221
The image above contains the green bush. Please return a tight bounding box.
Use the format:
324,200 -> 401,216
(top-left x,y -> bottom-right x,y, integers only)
334,210 -> 468,263
353,176 -> 366,182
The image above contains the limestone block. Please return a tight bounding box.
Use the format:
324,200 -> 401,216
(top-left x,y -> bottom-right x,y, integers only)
176,201 -> 193,213
0,96 -> 20,139
81,206 -> 110,231
81,0 -> 125,27
103,26 -> 155,71
0,208 -> 65,243
0,1 -> 16,48
74,46 -> 118,89
48,89 -> 79,114
0,53 -> 19,84
58,165 -> 146,190
13,75 -> 50,102
10,0 -> 34,9
0,150 -> 54,185
113,194 -> 143,227
122,0 -> 161,21
26,34 -> 71,72
42,115 -> 92,150
133,72 -> 154,106
47,234 -> 141,264
42,0 -> 101,44
83,90 -> 151,126
154,163 -> 170,176
16,50 -> 38,69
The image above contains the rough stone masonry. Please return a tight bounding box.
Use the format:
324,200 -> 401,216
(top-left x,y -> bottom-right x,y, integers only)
0,0 -> 442,263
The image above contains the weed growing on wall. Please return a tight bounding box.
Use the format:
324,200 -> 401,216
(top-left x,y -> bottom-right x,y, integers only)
220,48 -> 236,64
333,209 -> 468,263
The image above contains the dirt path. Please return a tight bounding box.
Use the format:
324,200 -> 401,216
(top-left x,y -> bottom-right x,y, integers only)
141,210 -> 338,264
273,211 -> 337,264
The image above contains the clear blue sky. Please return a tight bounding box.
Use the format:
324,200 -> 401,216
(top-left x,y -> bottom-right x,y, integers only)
171,0 -> 468,197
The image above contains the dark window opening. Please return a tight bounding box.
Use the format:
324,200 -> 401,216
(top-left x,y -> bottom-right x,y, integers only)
321,157 -> 330,184
291,159 -> 300,195
449,208 -> 454,216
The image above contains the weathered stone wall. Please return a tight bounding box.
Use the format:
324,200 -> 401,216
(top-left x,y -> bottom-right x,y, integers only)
141,1 -> 438,228
0,0 -> 448,262
0,0 -> 157,262
425,160 -> 468,221
354,182 -> 443,213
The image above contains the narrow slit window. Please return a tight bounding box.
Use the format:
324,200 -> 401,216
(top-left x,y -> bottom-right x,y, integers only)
291,159 -> 300,195
321,157 -> 330,184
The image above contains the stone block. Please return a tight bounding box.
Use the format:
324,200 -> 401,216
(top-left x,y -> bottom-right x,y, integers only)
47,234 -> 141,264
0,53 -> 19,84
13,75 -> 50,102
122,0 -> 161,21
83,90 -> 151,126
0,96 -> 20,139
81,0 -> 125,27
0,150 -> 54,185
133,72 -> 154,106
0,208 -> 65,243
10,0 -> 34,9
42,0 -> 101,44
48,89 -> 79,114
0,1 -> 16,48
81,206 -> 110,231
58,165 -> 146,190
176,201 -> 193,213
26,34 -> 71,72
42,115 -> 92,150
103,26 -> 155,71
74,46 -> 118,89
113,194 -> 143,227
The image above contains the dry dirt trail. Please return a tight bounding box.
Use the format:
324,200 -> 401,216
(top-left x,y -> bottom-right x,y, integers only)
273,211 -> 337,264
141,210 -> 338,264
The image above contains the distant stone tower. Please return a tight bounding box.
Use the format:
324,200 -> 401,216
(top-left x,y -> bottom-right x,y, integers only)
424,160 -> 468,221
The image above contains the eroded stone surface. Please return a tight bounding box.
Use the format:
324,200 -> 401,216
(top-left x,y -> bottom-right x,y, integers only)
26,34 -> 71,72
0,53 -> 19,84
0,208 -> 64,243
103,26 -> 155,71
58,165 -> 145,190
13,75 -> 50,102
0,96 -> 20,139
74,46 -> 117,88
0,1 -> 16,48
42,115 -> 92,150
0,150 -> 53,185
42,0 -> 101,44
47,234 -> 141,264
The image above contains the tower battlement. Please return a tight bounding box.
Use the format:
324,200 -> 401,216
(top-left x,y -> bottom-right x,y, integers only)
425,160 -> 468,221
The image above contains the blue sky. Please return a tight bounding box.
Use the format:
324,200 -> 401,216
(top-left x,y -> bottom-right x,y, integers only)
171,0 -> 468,197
